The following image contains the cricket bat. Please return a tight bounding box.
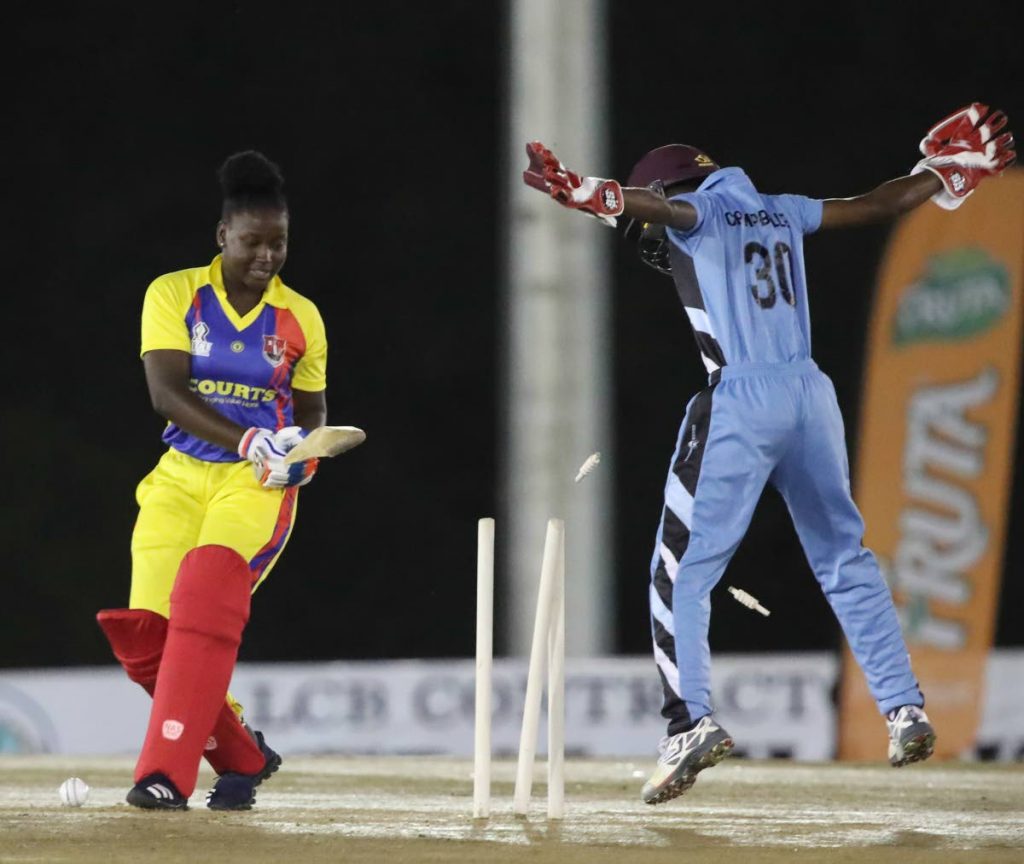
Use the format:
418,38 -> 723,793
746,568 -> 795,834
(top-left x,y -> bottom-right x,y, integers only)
283,426 -> 366,464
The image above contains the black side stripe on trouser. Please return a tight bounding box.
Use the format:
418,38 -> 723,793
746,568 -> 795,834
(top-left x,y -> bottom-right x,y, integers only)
657,664 -> 687,730
653,507 -> 686,611
652,383 -> 717,731
670,384 -> 715,498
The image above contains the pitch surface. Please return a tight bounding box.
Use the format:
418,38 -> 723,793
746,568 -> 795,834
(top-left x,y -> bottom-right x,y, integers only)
1,756 -> 1022,862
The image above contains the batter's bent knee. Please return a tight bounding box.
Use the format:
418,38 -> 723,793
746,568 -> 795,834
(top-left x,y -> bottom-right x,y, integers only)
96,608 -> 168,686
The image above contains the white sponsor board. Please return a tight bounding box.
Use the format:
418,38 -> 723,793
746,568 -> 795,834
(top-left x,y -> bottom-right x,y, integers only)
0,655 -> 834,758
973,649 -> 1024,760
233,654 -> 837,760
0,652 -> 1019,760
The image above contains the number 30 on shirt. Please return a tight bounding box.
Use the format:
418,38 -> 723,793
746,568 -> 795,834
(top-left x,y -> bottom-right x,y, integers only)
745,241 -> 796,309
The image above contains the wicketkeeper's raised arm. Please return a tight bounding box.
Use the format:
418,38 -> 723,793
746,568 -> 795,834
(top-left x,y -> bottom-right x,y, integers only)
523,141 -> 698,230
819,173 -> 943,229
820,103 -> 1015,229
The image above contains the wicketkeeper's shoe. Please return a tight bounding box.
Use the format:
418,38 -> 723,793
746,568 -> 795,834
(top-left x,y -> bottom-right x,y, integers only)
641,715 -> 734,805
887,705 -> 936,767
126,773 -> 189,810
206,729 -> 282,811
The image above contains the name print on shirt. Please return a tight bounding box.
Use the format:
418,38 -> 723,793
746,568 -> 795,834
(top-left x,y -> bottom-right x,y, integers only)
725,209 -> 791,229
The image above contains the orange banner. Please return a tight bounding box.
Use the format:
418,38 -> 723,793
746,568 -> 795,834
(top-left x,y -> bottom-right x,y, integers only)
838,170 -> 1024,760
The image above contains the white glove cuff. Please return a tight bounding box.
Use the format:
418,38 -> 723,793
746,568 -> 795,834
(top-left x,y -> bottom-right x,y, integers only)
911,161 -> 972,211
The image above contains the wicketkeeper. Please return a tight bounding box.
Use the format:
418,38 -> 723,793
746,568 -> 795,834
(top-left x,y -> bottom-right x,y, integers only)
524,104 -> 1013,804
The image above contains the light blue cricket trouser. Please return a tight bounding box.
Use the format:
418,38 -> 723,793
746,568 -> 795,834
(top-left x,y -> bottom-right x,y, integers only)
648,360 -> 922,732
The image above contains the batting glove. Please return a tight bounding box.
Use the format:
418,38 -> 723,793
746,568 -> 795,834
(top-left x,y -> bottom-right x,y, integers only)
239,426 -> 276,462
272,425 -> 308,453
523,141 -> 623,227
238,426 -> 318,489
271,426 -> 319,487
912,103 -> 1015,210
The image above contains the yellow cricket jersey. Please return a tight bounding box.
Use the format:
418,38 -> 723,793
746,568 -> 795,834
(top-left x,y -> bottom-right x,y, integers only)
141,255 -> 327,462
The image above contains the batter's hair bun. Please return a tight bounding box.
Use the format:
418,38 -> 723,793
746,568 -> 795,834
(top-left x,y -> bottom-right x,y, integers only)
218,150 -> 287,216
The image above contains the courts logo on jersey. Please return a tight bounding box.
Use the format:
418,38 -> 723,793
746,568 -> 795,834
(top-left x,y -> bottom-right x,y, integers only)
893,248 -> 1009,346
262,334 -> 287,368
191,321 -> 213,357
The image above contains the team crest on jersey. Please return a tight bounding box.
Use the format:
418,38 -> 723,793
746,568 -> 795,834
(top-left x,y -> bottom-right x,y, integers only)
262,334 -> 287,368
191,322 -> 212,357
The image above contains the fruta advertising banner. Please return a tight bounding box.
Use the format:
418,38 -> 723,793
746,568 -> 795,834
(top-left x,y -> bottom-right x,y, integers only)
839,170 -> 1024,760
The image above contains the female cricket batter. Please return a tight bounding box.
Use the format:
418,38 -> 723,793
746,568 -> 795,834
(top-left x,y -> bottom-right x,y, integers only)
96,150 -> 326,810
524,104 -> 1014,804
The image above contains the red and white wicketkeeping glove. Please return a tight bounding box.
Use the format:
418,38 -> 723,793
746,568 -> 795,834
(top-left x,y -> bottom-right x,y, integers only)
522,141 -> 623,227
912,103 -> 1015,210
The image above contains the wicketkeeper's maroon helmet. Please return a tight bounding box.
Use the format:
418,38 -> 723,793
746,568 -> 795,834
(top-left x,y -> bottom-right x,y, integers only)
626,144 -> 719,191
625,144 -> 719,276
